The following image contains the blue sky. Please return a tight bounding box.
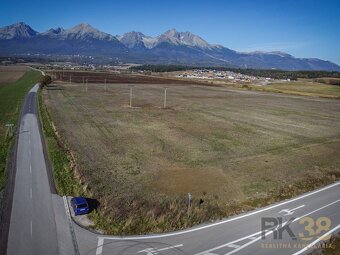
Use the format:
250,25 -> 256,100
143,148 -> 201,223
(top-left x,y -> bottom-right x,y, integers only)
1,0 -> 340,65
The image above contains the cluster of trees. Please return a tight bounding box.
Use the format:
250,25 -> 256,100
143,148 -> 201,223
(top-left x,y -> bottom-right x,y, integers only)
39,75 -> 52,88
130,65 -> 340,80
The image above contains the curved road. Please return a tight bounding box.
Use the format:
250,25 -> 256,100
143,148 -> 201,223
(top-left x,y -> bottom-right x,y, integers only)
5,84 -> 340,255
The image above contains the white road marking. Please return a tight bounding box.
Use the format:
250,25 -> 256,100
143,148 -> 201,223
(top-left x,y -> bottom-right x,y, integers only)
247,236 -> 258,240
223,199 -> 340,255
100,181 -> 340,241
291,223 -> 340,255
279,205 -> 305,215
96,237 -> 104,255
194,232 -> 261,255
227,244 -> 240,249
137,244 -> 183,254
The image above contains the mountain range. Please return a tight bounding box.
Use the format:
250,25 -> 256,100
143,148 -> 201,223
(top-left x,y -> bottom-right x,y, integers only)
0,22 -> 339,71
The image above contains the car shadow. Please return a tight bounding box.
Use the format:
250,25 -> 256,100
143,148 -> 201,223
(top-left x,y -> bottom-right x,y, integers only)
85,198 -> 100,213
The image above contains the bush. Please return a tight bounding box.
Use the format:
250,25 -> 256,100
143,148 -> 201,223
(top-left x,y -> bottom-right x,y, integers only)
39,75 -> 52,88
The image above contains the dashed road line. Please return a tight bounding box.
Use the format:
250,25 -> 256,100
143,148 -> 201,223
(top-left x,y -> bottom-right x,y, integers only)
95,238 -> 104,255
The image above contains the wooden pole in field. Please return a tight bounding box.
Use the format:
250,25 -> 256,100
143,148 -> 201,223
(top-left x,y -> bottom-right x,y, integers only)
187,193 -> 192,217
163,88 -> 168,108
129,87 -> 132,107
86,79 -> 88,92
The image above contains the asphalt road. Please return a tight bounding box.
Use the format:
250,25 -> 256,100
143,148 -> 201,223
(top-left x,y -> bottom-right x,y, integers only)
5,84 -> 340,255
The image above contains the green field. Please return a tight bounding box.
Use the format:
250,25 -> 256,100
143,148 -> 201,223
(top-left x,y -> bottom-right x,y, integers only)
0,70 -> 41,201
42,81 -> 340,234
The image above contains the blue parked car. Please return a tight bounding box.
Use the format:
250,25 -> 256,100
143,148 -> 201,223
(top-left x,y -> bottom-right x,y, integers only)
71,197 -> 90,216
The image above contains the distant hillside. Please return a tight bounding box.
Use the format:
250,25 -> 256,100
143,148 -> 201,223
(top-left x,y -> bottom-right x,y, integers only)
0,22 -> 339,71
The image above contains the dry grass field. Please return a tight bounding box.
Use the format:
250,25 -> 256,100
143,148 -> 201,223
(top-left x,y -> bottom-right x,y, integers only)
246,80 -> 340,99
0,66 -> 28,84
42,81 -> 340,234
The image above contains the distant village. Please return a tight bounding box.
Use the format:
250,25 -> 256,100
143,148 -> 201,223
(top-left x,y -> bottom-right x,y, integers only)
175,69 -> 291,85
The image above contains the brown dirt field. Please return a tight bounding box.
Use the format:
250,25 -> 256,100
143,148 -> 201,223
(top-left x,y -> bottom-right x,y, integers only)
46,70 -> 214,85
43,81 -> 340,234
151,165 -> 234,196
0,66 -> 28,84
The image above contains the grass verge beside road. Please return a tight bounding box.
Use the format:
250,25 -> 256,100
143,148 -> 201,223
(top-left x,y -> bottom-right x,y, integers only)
38,88 -> 83,196
0,70 -> 41,203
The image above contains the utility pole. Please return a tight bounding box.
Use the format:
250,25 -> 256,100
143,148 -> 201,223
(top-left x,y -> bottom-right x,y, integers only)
129,87 -> 133,107
163,88 -> 168,108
